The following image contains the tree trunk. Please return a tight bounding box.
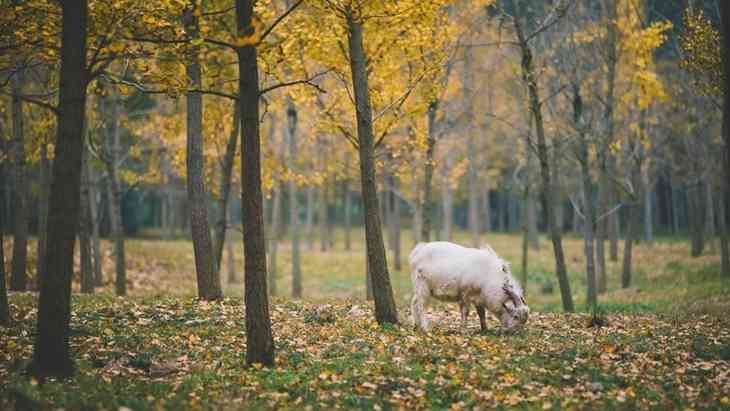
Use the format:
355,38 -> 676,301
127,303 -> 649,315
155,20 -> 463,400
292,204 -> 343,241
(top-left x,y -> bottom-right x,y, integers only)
574,86 -> 597,310
643,170 -> 654,245
213,102 -> 240,277
421,100 -> 438,242
604,0 -> 619,263
521,186 -> 530,296
236,0 -> 274,366
287,102 -> 302,298
268,184 -> 281,296
79,145 -> 93,294
412,157 -> 423,245
344,154 -> 353,251
104,90 -> 127,297
463,46 -> 480,248
689,184 -> 706,257
717,195 -> 730,278
527,191 -> 539,249
31,0 -> 87,378
442,182 -> 454,241
622,167 -> 642,289
305,185 -> 314,250
514,14 -> 573,311
184,3 -> 222,301
347,12 -> 398,325
319,184 -> 327,252
0,161 -> 9,326
37,141 -> 50,288
720,1 -> 730,280
481,184 -> 492,233
10,71 -> 28,291
391,176 -> 401,271
225,195 -> 238,283
704,179 -> 716,250
89,164 -> 102,287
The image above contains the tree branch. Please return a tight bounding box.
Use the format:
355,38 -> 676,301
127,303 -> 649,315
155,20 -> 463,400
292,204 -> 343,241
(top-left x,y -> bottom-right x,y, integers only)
260,0 -> 305,42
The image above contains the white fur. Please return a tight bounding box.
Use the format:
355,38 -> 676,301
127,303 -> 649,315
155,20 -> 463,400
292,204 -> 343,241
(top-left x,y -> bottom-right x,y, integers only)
409,241 -> 528,332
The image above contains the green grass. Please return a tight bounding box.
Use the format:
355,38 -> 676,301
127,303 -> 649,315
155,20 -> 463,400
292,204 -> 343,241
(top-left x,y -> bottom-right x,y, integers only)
2,230 -> 729,409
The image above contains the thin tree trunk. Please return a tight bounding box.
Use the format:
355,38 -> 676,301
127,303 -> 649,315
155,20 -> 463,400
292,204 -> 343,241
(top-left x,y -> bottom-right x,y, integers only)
643,169 -> 654,245
514,13 -> 573,311
421,100 -> 438,242
103,91 -> 127,297
31,0 -> 87,377
689,183 -> 706,257
89,165 -> 102,287
305,185 -> 314,250
596,158 -> 610,294
214,102 -> 240,277
521,186 -> 529,297
225,191 -> 238,283
604,0 -> 619,263
442,182 -> 454,241
79,145 -> 93,294
482,184 -> 492,233
717,195 -> 730,277
463,46 -> 480,247
0,158 -> 9,326
574,85 -> 597,309
184,3 -> 221,300
347,12 -> 398,324
344,155 -> 353,251
237,0 -> 274,366
622,164 -> 642,289
10,71 -> 28,291
37,141 -> 51,288
287,102 -> 302,298
527,190 -> 539,249
268,184 -> 281,296
704,179 -> 716,251
392,176 -> 401,271
720,0 -> 730,280
412,158 -> 423,245
319,184 -> 327,252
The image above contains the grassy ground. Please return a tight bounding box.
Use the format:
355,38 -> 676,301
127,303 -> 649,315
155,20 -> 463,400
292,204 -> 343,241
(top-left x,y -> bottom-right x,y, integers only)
2,230 -> 730,410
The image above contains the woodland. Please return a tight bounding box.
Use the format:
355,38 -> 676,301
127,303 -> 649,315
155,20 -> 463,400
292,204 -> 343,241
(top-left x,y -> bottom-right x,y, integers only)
1,0 -> 730,409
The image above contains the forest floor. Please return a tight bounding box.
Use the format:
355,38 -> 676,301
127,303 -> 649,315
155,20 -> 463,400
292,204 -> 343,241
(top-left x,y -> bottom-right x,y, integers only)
2,231 -> 730,409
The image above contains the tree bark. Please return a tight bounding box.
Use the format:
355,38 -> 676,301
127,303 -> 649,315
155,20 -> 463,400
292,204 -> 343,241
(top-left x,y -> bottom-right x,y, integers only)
305,185 -> 315,250
79,145 -> 94,294
184,3 -> 222,301
213,102 -> 240,277
10,71 -> 28,291
604,0 -> 619,264
514,13 -> 573,311
347,12 -> 398,324
344,153 -> 353,251
318,184 -> 328,252
89,163 -> 102,287
717,195 -> 730,277
31,0 -> 87,378
689,183 -> 706,257
643,169 -> 654,245
37,141 -> 51,288
391,176 -> 401,271
442,154 -> 454,241
704,179 -> 715,250
268,184 -> 281,296
622,168 -> 642,289
226,195 -> 238,283
287,102 -> 303,298
720,0 -> 730,280
574,85 -> 597,309
104,90 -> 127,297
421,100 -> 438,242
237,0 -> 274,366
463,46 -> 480,248
0,160 -> 9,326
